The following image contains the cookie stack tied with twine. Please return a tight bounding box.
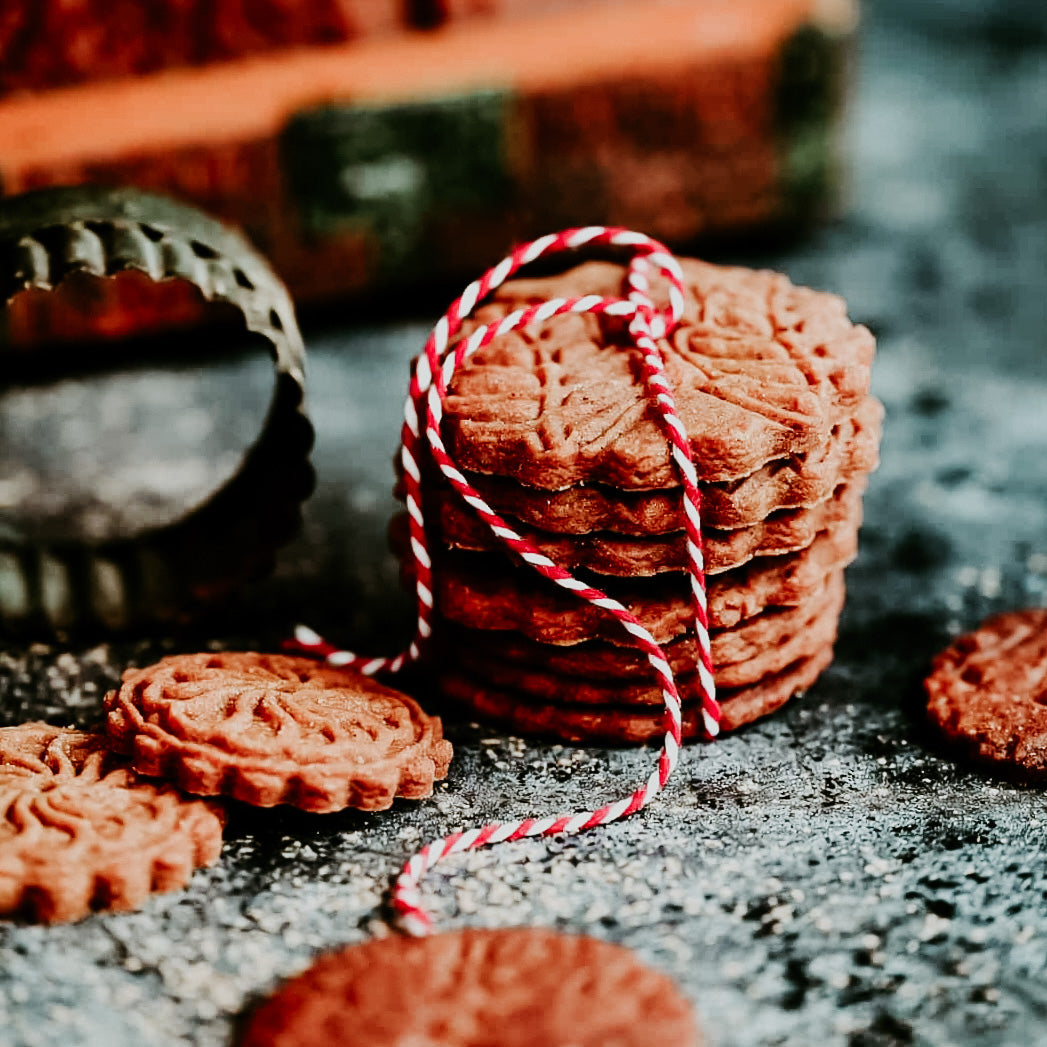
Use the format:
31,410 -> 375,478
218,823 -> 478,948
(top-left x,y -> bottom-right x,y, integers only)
282,227 -> 876,937
393,254 -> 882,742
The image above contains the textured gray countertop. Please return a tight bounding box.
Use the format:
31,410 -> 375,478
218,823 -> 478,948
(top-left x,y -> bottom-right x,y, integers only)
3,2 -> 1047,1045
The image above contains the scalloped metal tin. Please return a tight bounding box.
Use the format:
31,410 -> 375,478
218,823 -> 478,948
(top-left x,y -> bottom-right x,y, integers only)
0,185 -> 315,635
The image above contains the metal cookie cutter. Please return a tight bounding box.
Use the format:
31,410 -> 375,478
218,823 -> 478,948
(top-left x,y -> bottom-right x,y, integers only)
0,186 -> 315,635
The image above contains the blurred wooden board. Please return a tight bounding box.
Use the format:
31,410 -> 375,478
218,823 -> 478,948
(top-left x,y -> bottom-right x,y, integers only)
0,0 -> 857,304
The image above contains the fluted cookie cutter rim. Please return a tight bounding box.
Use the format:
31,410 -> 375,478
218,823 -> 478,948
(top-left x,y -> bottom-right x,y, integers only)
0,185 -> 315,635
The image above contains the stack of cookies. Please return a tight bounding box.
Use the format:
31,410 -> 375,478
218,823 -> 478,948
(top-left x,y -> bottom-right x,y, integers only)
396,258 -> 882,742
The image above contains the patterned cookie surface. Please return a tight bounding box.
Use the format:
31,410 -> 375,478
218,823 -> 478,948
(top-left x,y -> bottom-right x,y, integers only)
240,926 -> 700,1047
444,260 -> 874,489
433,481 -> 863,577
441,645 -> 835,743
104,652 -> 453,813
925,609 -> 1047,781
439,395 -> 883,534
0,723 -> 224,923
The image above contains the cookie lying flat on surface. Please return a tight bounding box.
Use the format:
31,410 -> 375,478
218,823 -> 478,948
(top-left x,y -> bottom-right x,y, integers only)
0,723 -> 224,923
925,609 -> 1047,781
239,926 -> 701,1047
104,652 -> 453,813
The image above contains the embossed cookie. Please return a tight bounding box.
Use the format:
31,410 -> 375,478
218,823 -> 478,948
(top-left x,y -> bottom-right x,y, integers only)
925,609 -> 1047,781
429,520 -> 859,645
447,570 -> 845,692
432,481 -> 864,577
398,255 -> 878,741
468,395 -> 881,533
441,644 -> 835,743
0,723 -> 224,923
444,259 -> 875,489
399,395 -> 882,533
104,652 -> 453,813
240,926 -> 701,1047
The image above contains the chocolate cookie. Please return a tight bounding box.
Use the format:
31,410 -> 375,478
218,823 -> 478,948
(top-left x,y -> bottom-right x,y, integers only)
240,926 -> 701,1047
441,644 -> 835,742
448,571 -> 845,692
925,608 -> 1047,781
104,652 -> 453,813
0,723 -> 224,923
399,395 -> 882,534
430,519 -> 859,645
433,481 -> 864,577
444,259 -> 874,489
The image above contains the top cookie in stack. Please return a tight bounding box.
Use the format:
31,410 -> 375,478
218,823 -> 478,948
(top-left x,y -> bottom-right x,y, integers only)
396,258 -> 882,743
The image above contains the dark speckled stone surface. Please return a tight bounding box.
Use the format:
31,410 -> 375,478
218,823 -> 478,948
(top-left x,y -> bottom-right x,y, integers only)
3,2 -> 1047,1044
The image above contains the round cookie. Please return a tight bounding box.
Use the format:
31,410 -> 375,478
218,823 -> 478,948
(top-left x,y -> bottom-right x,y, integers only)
0,723 -> 224,923
925,608 -> 1047,781
430,519 -> 858,645
441,645 -> 835,743
433,481 -> 864,577
447,571 -> 845,694
444,259 -> 874,489
104,652 -> 453,813
436,395 -> 882,534
240,926 -> 701,1047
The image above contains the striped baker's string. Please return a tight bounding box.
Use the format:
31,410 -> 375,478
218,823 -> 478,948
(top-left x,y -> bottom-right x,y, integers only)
288,227 -> 719,935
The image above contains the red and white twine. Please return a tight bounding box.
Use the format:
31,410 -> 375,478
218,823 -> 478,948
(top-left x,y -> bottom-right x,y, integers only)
289,226 -> 719,936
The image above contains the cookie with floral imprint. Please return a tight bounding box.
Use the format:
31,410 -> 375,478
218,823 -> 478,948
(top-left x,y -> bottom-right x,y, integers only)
444,259 -> 875,489
409,394 -> 882,535
239,926 -> 701,1047
925,609 -> 1047,782
0,722 -> 224,923
104,652 -> 452,813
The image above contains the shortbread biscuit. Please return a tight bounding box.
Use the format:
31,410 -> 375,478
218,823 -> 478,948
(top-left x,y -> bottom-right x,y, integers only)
428,519 -> 858,645
440,645 -> 835,742
104,652 -> 453,813
444,259 -> 874,489
432,481 -> 864,577
0,723 -> 223,923
436,395 -> 882,533
925,609 -> 1047,781
240,926 -> 701,1047
447,571 -> 845,692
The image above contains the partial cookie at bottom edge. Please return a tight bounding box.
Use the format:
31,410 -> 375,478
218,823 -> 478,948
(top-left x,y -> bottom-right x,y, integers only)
239,926 -> 701,1047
